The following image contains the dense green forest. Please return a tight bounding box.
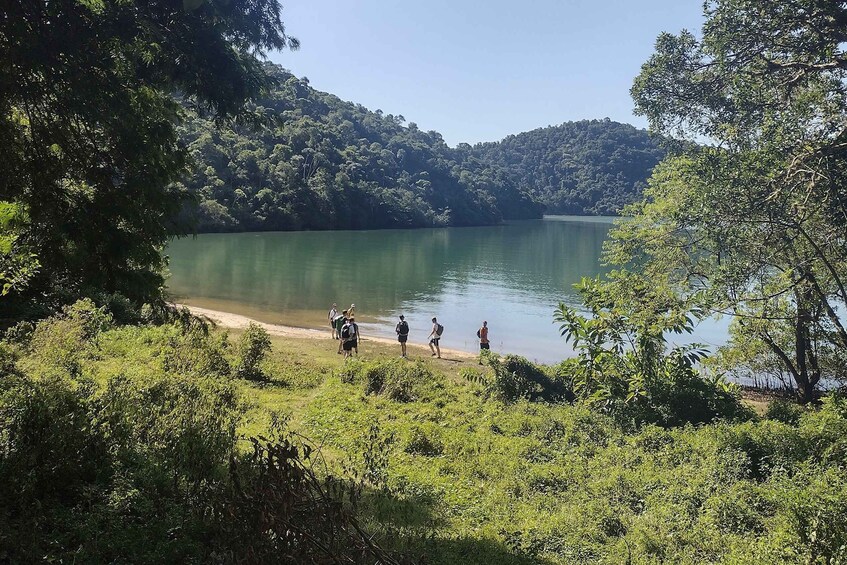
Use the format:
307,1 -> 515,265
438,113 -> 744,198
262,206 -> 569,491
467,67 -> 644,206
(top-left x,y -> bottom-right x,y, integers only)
471,120 -> 664,215
179,66 -> 662,232
179,65 -> 542,232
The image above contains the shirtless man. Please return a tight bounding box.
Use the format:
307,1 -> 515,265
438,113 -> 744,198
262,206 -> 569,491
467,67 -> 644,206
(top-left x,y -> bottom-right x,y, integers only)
478,321 -> 490,351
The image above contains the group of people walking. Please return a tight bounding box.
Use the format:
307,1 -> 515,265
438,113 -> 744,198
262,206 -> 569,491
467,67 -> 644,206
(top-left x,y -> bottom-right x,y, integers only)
327,303 -> 490,360
328,303 -> 359,358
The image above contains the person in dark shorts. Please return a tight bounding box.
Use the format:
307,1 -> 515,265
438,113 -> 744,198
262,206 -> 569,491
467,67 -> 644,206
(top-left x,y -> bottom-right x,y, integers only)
341,316 -> 358,359
328,303 -> 339,338
395,315 -> 409,358
477,321 -> 490,351
349,316 -> 359,356
335,310 -> 348,354
428,317 -> 441,359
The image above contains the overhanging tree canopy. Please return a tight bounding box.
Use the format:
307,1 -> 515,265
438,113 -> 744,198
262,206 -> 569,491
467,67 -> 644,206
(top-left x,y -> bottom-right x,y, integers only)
0,0 -> 297,310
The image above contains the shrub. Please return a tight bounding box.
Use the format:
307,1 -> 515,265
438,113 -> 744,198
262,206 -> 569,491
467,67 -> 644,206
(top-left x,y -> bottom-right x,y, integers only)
162,323 -> 230,378
208,436 -> 402,564
0,369 -> 245,562
3,320 -> 34,344
28,298 -> 113,374
338,358 -> 366,384
361,358 -> 432,402
97,373 -> 242,485
233,322 -> 271,380
477,353 -> 572,403
404,424 -> 443,457
764,399 -> 804,426
627,361 -> 753,428
556,289 -> 751,427
94,291 -> 140,325
764,467 -> 847,563
0,341 -> 18,373
0,373 -> 103,508
357,422 -> 393,489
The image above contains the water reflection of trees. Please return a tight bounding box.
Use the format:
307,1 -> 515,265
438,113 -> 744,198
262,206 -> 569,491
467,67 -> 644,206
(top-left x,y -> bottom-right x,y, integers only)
166,220 -> 613,315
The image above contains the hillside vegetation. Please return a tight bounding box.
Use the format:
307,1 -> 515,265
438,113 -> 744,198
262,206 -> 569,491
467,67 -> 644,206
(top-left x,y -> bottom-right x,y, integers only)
179,66 -> 661,232
179,65 -> 541,232
472,120 -> 664,215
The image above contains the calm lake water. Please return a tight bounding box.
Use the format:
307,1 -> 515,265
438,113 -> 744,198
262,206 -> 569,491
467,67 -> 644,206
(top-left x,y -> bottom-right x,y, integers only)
166,216 -> 727,364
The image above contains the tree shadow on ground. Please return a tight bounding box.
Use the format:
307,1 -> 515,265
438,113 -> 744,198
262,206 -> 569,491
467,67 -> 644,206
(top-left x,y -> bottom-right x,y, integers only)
357,487 -> 555,565
405,535 -> 556,565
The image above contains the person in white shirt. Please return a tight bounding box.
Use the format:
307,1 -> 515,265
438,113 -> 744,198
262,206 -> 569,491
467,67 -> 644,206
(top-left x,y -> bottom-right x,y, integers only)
328,303 -> 339,338
428,317 -> 441,359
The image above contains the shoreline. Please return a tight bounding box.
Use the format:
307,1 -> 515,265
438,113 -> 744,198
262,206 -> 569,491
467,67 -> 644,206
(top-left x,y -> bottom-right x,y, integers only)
175,303 -> 477,361
176,304 -> 789,407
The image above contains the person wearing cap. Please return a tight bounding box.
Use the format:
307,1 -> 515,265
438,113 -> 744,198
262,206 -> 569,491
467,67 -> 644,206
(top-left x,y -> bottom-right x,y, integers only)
328,303 -> 339,338
395,315 -> 410,358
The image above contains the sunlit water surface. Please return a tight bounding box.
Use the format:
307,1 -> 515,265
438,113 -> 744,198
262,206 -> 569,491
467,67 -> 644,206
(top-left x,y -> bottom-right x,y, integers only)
167,216 -> 727,364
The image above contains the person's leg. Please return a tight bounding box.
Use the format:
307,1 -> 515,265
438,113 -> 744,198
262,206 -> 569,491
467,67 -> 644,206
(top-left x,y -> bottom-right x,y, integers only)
429,340 -> 435,355
435,340 -> 441,358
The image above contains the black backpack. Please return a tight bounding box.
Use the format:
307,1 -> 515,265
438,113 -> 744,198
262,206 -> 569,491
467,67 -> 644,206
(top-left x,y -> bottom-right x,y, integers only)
436,323 -> 444,336
398,320 -> 409,336
341,324 -> 351,340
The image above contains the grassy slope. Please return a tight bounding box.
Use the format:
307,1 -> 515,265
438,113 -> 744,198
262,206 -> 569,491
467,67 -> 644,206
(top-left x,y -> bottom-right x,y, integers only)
66,324 -> 846,565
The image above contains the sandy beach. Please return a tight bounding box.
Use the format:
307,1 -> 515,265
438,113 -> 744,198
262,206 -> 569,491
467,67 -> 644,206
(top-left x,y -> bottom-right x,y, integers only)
176,303 -> 476,361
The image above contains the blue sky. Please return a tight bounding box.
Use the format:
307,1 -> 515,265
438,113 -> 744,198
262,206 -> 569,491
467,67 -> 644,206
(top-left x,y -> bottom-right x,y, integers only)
269,1 -> 705,146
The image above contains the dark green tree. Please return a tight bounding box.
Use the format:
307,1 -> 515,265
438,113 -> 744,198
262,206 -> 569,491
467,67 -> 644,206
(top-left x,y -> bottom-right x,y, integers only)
616,0 -> 847,401
0,0 -> 298,313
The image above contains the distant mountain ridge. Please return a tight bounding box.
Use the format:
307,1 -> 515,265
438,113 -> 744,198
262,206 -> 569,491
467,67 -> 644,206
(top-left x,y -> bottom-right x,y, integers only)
179,64 -> 662,232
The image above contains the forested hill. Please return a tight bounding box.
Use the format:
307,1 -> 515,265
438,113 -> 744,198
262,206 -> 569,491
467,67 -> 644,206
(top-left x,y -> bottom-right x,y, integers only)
179,65 -> 662,232
179,65 -> 541,232
471,120 -> 665,215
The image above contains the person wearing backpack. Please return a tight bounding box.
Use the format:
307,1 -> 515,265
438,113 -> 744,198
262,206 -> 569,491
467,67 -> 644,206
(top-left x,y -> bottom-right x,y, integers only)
335,310 -> 348,354
341,316 -> 359,359
395,315 -> 410,358
428,317 -> 443,359
349,316 -> 359,356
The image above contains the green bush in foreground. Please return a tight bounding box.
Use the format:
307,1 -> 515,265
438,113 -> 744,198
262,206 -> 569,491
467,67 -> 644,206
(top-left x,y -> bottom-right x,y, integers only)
468,351 -> 572,403
233,322 -> 271,380
0,304 -> 397,563
555,278 -> 752,428
353,357 -> 434,402
9,299 -> 847,564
